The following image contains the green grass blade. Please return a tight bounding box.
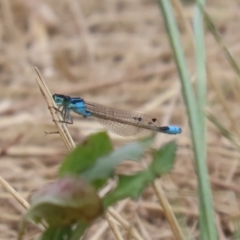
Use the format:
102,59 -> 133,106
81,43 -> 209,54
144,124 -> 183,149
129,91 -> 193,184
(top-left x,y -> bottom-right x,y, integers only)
157,1 -> 217,239
201,5 -> 240,77
193,1 -> 210,239
194,0 -> 206,111
207,111 -> 240,150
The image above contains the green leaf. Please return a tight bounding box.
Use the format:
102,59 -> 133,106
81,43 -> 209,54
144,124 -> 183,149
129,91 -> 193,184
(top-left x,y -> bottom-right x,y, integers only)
103,141 -> 177,208
81,136 -> 154,188
40,226 -> 71,240
24,176 -> 102,226
103,170 -> 154,208
150,141 -> 176,176
38,223 -> 89,240
18,177 -> 101,240
59,132 -> 113,177
69,221 -> 89,240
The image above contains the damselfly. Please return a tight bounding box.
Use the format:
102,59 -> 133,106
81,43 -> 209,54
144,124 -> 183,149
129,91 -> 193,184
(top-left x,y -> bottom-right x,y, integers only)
52,94 -> 182,137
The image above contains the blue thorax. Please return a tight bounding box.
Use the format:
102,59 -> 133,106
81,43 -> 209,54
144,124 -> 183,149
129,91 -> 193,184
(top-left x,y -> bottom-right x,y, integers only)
69,97 -> 92,117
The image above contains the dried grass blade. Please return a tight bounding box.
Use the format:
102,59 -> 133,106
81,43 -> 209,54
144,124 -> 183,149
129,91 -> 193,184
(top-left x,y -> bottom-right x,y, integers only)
34,67 -> 75,151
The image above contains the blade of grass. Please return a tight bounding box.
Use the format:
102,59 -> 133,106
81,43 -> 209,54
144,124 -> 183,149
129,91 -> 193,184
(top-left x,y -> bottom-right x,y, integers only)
107,208 -> 144,240
202,5 -> 240,77
193,1 -> 209,239
172,0 -> 194,47
152,182 -> 184,239
157,1 -> 217,240
206,110 -> 240,150
194,0 -> 206,112
151,141 -> 184,239
0,176 -> 29,210
207,66 -> 240,137
105,213 -> 124,240
34,67 -> 75,151
196,1 -> 240,138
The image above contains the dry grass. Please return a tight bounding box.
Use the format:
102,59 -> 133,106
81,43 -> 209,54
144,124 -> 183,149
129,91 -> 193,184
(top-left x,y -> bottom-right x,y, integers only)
1,0 -> 240,239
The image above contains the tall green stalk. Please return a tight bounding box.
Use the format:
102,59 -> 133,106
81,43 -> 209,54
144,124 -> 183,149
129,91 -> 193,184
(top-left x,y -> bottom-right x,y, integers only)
157,1 -> 217,239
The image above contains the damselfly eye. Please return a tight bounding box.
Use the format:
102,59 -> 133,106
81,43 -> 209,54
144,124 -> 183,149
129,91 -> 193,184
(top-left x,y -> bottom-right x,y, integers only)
53,94 -> 65,105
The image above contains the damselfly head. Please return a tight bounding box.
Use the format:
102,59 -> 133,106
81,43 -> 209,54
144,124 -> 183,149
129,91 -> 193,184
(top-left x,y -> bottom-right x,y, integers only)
52,94 -> 71,106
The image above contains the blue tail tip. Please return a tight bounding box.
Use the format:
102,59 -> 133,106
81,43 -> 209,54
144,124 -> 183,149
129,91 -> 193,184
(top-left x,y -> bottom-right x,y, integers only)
166,125 -> 182,135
